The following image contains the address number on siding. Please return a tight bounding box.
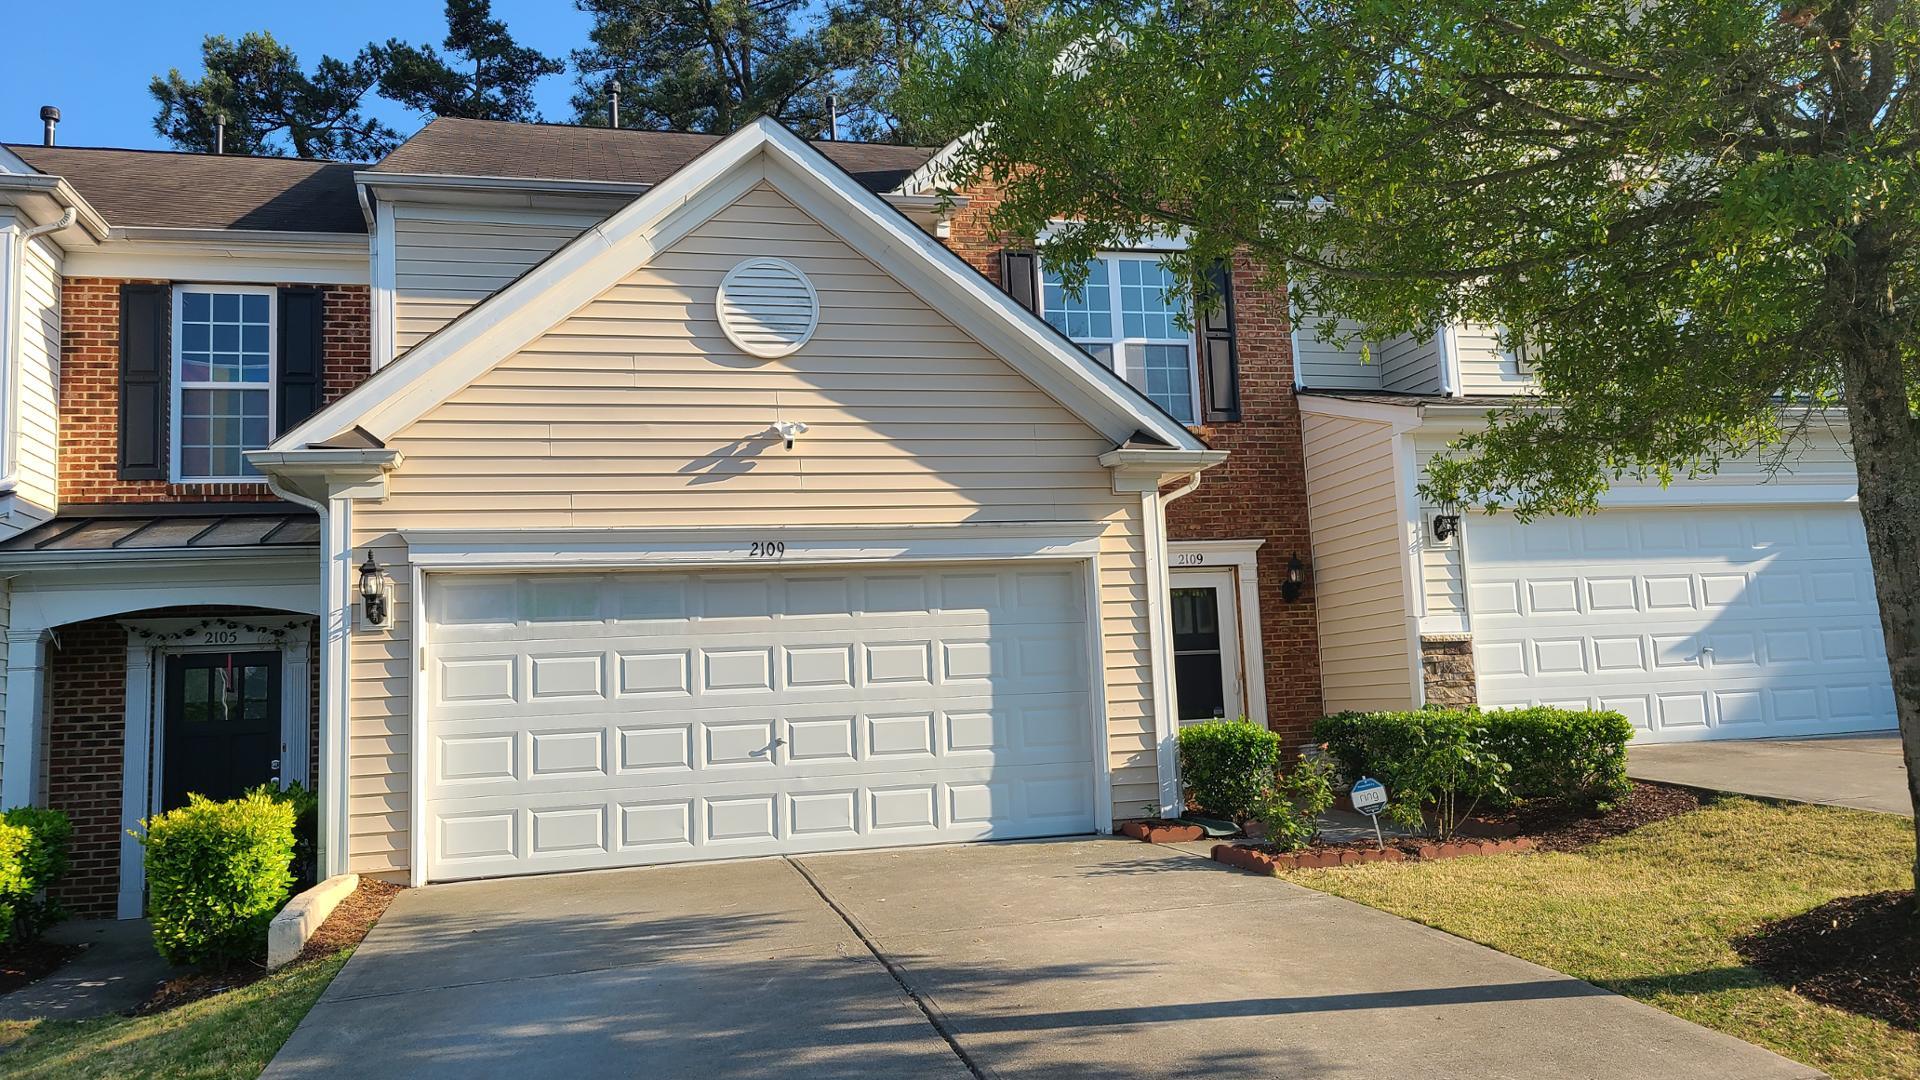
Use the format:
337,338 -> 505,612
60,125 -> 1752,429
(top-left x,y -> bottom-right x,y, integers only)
747,541 -> 787,559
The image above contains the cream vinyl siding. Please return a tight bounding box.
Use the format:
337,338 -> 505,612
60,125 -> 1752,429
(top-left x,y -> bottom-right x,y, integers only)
1378,333 -> 1442,394
390,201 -> 619,350
346,184 -> 1154,878
1415,423 -> 1862,623
12,228 -> 60,519
1453,323 -> 1533,395
1303,413 -> 1414,711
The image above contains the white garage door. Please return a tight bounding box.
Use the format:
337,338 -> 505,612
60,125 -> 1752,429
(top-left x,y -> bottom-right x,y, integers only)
1468,505 -> 1897,742
423,564 -> 1098,881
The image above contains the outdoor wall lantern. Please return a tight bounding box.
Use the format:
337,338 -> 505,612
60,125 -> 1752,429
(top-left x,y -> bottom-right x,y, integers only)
1431,513 -> 1461,544
359,551 -> 392,627
1282,553 -> 1308,603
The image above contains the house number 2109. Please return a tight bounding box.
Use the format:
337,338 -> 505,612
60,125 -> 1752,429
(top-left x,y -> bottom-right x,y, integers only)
747,541 -> 786,558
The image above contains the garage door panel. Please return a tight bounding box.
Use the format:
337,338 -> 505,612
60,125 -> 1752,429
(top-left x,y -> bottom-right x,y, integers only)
425,563 -> 1099,880
427,761 -> 1095,879
1469,507 -> 1896,742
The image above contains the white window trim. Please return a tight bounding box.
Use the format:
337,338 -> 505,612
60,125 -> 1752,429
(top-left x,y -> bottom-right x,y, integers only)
1038,251 -> 1204,425
170,283 -> 276,485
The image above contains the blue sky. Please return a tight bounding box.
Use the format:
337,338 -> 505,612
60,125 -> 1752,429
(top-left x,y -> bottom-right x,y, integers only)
0,0 -> 591,152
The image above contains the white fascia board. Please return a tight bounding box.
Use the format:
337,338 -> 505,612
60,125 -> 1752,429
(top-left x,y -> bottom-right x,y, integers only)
1097,447 -> 1228,471
70,230 -> 370,285
281,117 -> 1206,453
1296,393 -> 1426,431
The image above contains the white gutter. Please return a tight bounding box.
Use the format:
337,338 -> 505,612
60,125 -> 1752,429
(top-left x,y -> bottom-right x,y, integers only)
0,207 -> 76,499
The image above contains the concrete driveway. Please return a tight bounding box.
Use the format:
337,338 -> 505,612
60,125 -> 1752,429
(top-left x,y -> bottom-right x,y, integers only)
265,839 -> 1820,1080
1630,733 -> 1910,816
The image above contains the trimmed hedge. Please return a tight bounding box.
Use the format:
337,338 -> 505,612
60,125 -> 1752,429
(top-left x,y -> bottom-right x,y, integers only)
1177,719 -> 1283,824
141,792 -> 297,968
1314,706 -> 1633,814
0,806 -> 71,947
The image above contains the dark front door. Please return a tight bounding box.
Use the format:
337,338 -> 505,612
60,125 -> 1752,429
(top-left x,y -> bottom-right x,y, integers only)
163,651 -> 282,810
1171,587 -> 1228,722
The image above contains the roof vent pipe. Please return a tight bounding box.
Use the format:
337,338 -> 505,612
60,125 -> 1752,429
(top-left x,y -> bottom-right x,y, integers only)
608,80 -> 621,129
215,113 -> 226,155
38,106 -> 58,146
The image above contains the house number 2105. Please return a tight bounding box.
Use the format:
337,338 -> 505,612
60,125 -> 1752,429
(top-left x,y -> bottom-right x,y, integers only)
747,541 -> 786,558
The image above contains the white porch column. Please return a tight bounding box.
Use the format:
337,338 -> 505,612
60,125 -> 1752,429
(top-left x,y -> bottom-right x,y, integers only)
1,628 -> 48,809
117,641 -> 156,918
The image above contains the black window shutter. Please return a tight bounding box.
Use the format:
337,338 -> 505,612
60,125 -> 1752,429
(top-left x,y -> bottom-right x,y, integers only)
1199,260 -> 1241,422
117,284 -> 169,479
999,249 -> 1040,313
277,287 -> 324,432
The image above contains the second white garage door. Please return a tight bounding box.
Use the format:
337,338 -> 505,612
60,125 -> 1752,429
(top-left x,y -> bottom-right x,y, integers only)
1468,505 -> 1897,742
423,563 -> 1099,881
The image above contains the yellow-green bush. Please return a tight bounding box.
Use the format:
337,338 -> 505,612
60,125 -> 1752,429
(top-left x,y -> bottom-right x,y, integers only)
0,806 -> 72,947
141,792 -> 297,967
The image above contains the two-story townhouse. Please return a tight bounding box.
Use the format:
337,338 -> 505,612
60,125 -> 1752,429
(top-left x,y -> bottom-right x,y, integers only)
0,115 -> 1327,916
1294,322 -> 1897,744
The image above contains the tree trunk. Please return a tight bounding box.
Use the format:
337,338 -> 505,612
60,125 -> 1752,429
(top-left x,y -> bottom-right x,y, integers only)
1829,223 -> 1920,902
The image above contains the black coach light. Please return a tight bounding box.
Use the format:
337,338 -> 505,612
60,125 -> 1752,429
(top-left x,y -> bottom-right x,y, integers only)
1282,553 -> 1308,603
359,551 -> 391,627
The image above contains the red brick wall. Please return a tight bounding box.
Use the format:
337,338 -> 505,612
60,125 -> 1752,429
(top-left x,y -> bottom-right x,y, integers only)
939,185 -> 1324,744
46,620 -> 128,920
59,281 -> 372,503
1169,253 -> 1322,745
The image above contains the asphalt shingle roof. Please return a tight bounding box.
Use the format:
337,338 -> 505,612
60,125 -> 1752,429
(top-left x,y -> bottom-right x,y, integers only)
370,117 -> 941,193
5,144 -> 366,233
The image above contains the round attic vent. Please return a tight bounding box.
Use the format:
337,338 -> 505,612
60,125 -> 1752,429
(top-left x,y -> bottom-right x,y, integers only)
717,257 -> 819,358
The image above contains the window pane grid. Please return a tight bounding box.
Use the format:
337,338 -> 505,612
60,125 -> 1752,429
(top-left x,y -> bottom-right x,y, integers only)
176,288 -> 273,481
1040,253 -> 1197,423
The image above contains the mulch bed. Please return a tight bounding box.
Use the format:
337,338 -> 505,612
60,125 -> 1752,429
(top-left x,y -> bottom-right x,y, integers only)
1735,889 -> 1920,1031
135,878 -> 403,1016
0,940 -> 83,997
1470,780 -> 1701,854
1208,780 -> 1704,874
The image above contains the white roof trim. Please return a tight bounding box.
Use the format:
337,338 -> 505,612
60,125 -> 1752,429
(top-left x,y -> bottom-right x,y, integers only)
276,117 -> 1204,452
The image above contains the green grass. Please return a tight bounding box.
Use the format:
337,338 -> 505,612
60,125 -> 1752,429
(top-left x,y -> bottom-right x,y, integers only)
1286,796 -> 1918,1080
0,951 -> 348,1080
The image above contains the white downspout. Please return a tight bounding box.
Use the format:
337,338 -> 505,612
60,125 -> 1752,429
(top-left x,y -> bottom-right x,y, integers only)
265,473 -> 354,879
0,208 -> 76,497
1146,470 -> 1205,815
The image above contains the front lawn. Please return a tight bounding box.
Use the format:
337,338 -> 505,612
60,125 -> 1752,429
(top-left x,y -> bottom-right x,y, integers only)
0,951 -> 348,1080
1286,796 -> 1918,1080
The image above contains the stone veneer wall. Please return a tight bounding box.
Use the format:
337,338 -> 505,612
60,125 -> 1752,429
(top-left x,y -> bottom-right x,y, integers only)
1420,635 -> 1478,708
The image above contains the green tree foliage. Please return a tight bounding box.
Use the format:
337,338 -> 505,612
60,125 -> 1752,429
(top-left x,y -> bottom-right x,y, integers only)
570,0 -> 834,134
150,32 -> 399,159
820,0 -> 1030,143
374,0 -> 564,123
917,0 -> 1920,887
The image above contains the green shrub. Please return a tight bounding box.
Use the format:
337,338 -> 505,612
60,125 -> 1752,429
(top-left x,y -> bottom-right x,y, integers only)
1177,719 -> 1283,824
249,782 -> 319,889
0,806 -> 71,945
1250,753 -> 1339,852
141,792 -> 297,968
1313,709 -> 1510,838
1480,707 -> 1634,807
1315,705 -> 1634,835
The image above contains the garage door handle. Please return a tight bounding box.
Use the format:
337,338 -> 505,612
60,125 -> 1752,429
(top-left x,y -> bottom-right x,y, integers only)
1688,646 -> 1714,662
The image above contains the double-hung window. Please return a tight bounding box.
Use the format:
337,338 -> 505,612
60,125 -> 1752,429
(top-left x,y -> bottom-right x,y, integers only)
172,285 -> 275,482
1042,254 -> 1199,423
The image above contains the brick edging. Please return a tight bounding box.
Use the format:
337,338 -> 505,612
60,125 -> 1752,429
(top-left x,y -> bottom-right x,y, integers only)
1212,836 -> 1535,874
